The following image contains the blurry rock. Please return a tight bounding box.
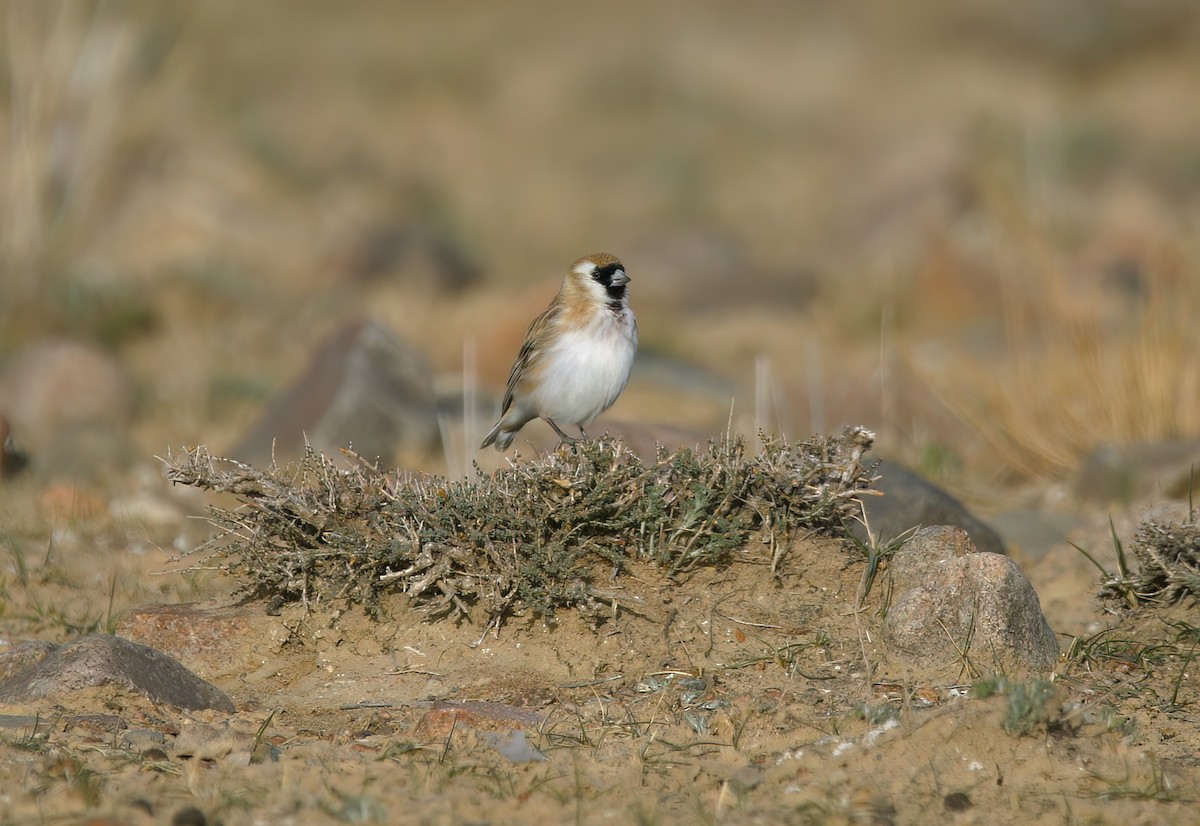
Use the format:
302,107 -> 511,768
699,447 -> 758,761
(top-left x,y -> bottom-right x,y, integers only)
1076,441 -> 1200,505
334,221 -> 479,292
0,340 -> 133,434
233,319 -> 438,467
987,509 -> 1086,563
625,228 -> 813,312
173,722 -> 256,762
118,603 -> 287,681
171,806 -> 211,826
954,0 -> 1194,73
837,130 -> 973,255
0,641 -> 59,682
415,700 -> 548,761
0,634 -> 235,713
626,228 -> 748,310
883,527 -> 1060,674
0,339 -> 136,479
414,700 -> 547,739
633,351 -> 737,400
850,460 -> 1006,555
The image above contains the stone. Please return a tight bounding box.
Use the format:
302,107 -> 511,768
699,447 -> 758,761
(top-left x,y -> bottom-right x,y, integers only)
1076,440 -> 1200,505
0,339 -> 136,479
835,130 -> 971,257
333,220 -> 480,292
986,508 -> 1085,562
173,722 -> 256,761
414,700 -> 549,763
882,526 -> 1059,674
0,634 -> 235,713
232,319 -> 438,467
0,641 -> 59,682
852,459 -> 1006,555
117,603 -> 289,681
0,340 -> 133,436
624,229 -> 760,311
413,700 -> 547,740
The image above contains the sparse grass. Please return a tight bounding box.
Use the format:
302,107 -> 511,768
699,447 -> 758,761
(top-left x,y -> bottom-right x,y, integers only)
1085,754 -> 1192,804
1071,516 -> 1140,609
848,521 -> 911,614
971,676 -> 1061,736
0,714 -> 56,753
1065,627 -> 1178,676
1000,678 -> 1059,736
0,537 -> 123,638
1063,613 -> 1200,715
163,428 -> 877,627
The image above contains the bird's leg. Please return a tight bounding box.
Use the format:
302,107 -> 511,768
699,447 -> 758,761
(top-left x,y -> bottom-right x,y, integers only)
546,418 -> 578,446
578,426 -> 589,441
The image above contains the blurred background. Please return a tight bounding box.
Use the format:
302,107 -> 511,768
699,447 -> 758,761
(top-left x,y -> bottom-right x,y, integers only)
2,0 -> 1200,504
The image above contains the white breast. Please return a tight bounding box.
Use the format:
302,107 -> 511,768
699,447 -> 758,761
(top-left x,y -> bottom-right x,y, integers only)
529,309 -> 637,427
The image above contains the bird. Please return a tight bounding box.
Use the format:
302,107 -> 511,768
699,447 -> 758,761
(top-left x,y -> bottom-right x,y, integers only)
0,415 -> 29,479
481,252 -> 638,451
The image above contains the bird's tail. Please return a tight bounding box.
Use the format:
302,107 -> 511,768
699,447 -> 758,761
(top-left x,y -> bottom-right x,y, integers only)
479,420 -> 516,451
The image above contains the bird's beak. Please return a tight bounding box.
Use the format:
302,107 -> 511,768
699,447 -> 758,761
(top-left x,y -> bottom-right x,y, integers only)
609,268 -> 629,287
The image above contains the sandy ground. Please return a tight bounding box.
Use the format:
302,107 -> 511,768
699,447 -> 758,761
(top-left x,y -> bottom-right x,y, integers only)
2,1 -> 1200,823
0,486 -> 1197,824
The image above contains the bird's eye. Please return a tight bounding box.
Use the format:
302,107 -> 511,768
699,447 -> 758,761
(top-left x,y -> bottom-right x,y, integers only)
591,262 -> 621,285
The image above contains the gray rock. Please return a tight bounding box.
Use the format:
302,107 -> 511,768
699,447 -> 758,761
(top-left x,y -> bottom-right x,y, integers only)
0,340 -> 134,435
852,459 -> 1006,555
624,229 -> 754,312
0,640 -> 58,682
882,526 -> 1060,674
1076,441 -> 1200,505
336,221 -> 479,292
623,229 -> 815,312
117,603 -> 285,681
835,130 -> 972,257
0,634 -> 235,713
986,508 -> 1085,562
0,339 -> 136,479
953,0 -> 1192,73
233,319 -> 438,467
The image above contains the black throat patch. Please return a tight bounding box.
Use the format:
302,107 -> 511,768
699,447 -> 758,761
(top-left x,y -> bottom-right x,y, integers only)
591,262 -> 627,303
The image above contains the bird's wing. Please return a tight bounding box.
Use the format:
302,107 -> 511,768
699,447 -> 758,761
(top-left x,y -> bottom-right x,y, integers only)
501,301 -> 559,413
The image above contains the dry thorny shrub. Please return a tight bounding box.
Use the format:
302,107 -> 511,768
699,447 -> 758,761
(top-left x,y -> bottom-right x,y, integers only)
1101,516 -> 1200,608
164,427 -> 878,627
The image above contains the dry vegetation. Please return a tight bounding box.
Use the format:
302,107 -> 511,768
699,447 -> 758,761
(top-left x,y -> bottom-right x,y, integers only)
163,429 -> 876,624
1097,510 -> 1200,608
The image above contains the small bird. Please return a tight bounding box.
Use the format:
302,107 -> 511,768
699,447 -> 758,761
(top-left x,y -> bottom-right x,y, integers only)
0,415 -> 29,479
481,253 -> 638,451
